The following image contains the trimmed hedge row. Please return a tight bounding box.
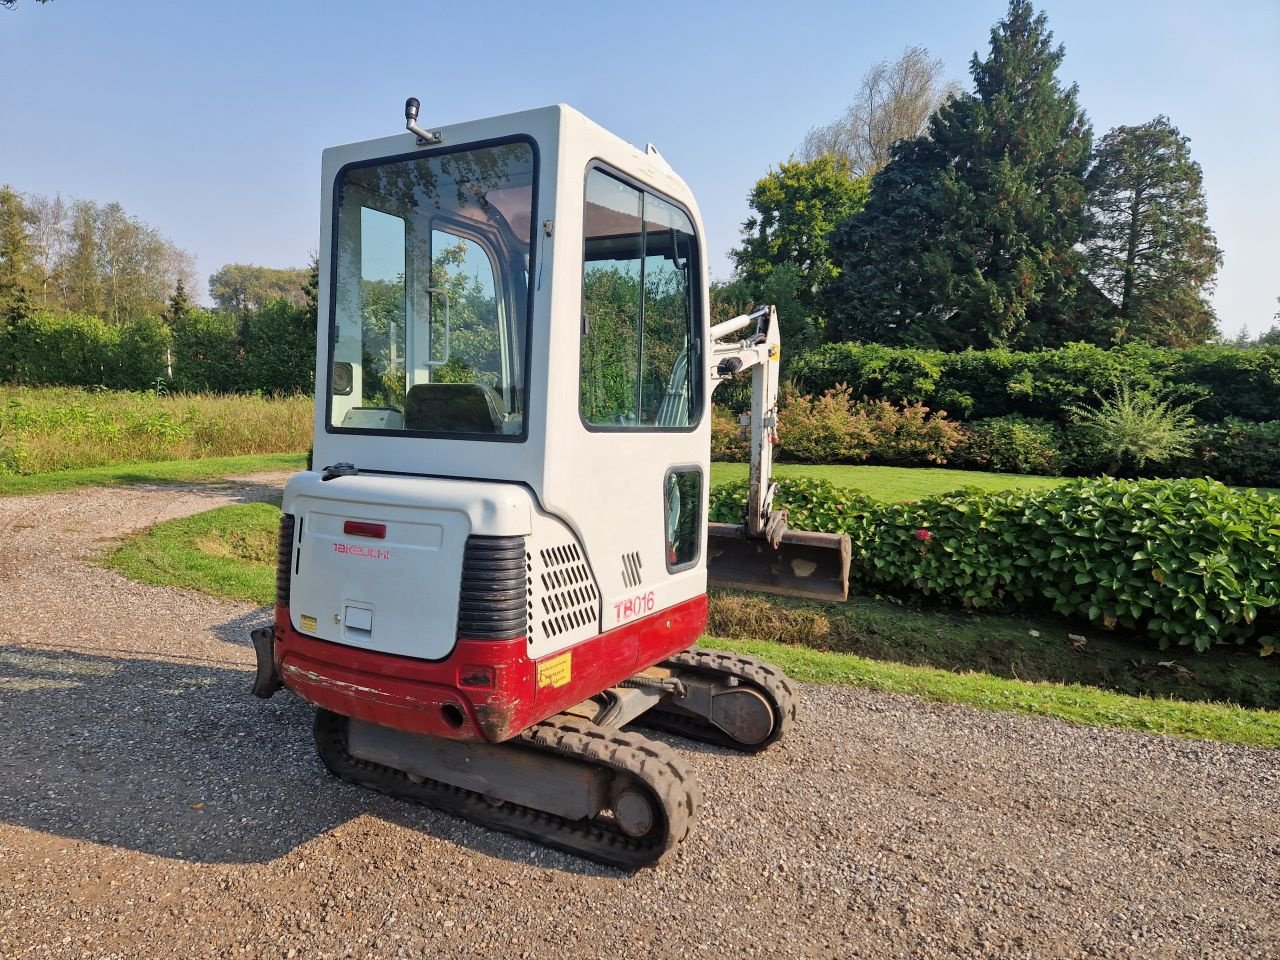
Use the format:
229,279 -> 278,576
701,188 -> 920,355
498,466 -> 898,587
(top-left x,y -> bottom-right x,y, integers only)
712,394 -> 1280,487
710,475 -> 1279,653
0,304 -> 314,395
787,342 -> 1280,424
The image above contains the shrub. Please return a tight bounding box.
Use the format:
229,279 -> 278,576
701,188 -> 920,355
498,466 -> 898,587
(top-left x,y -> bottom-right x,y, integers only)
776,385 -> 875,462
710,405 -> 751,461
1181,420 -> 1280,489
0,311 -> 174,391
710,475 -> 877,533
239,298 -> 315,395
775,386 -> 963,465
171,310 -> 240,393
954,415 -> 1063,475
1067,381 -> 1198,475
710,475 -> 1279,652
861,400 -> 964,465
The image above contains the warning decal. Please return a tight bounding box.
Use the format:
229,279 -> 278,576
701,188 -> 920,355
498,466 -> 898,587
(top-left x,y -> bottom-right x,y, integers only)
299,614 -> 318,633
537,651 -> 572,689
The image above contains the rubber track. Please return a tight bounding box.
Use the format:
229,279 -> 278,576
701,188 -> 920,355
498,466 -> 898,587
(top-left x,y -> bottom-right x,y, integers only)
638,647 -> 799,753
313,711 -> 700,871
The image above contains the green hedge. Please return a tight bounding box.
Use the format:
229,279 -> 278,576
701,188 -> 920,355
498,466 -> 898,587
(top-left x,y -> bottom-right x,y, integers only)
1,303 -> 314,395
787,342 -> 1280,424
0,312 -> 169,390
710,475 -> 1279,653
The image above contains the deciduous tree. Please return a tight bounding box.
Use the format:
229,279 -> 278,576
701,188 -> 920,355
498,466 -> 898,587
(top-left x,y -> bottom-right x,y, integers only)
731,156 -> 869,352
208,263 -> 310,318
800,47 -> 959,178
1085,116 -> 1222,346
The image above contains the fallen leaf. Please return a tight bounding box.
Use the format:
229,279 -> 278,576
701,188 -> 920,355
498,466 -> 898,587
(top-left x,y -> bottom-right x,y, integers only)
191,802 -> 205,811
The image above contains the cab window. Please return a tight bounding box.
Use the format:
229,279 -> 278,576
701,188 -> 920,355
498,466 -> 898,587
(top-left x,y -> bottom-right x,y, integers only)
580,168 -> 701,430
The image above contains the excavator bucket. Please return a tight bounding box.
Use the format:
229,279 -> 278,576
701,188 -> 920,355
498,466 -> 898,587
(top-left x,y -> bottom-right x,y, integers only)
706,523 -> 851,602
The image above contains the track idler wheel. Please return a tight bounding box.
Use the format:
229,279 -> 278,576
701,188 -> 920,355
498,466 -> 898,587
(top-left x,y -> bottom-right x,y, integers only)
638,648 -> 798,753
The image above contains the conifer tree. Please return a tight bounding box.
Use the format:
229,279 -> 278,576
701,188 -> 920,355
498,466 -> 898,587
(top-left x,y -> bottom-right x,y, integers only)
164,278 -> 192,327
1085,116 -> 1222,346
826,1 -> 1097,349
0,186 -> 36,322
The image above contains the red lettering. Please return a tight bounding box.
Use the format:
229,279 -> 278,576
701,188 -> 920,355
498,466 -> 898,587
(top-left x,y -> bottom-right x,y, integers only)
333,542 -> 390,560
614,590 -> 657,623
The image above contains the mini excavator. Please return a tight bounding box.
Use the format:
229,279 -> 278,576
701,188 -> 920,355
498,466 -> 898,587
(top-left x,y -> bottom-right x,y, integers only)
250,100 -> 850,868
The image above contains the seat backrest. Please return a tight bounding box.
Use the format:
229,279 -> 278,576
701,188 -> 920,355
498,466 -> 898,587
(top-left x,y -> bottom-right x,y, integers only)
403,383 -> 504,434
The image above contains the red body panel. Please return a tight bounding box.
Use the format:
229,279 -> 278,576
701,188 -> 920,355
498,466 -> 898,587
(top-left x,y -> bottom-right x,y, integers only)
272,595 -> 708,742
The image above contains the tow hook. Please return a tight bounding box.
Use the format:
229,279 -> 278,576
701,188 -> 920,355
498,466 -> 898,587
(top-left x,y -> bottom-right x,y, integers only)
250,626 -> 282,699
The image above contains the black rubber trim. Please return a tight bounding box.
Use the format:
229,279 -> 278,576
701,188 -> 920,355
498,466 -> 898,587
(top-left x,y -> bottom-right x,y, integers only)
276,514 -> 295,607
457,535 -> 528,640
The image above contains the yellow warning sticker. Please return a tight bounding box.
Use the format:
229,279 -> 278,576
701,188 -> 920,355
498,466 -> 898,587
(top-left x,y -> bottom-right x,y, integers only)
537,651 -> 572,689
299,614 -> 318,633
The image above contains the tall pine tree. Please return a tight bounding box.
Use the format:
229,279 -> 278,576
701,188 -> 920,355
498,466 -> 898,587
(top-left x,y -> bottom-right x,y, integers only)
1085,116 -> 1221,346
826,1 -> 1097,349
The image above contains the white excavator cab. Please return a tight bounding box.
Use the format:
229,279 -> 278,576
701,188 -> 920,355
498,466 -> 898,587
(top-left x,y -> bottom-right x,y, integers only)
305,104 -> 711,662
253,101 -> 847,868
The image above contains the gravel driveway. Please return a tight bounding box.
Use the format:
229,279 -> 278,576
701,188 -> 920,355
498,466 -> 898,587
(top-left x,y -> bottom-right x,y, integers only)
0,476 -> 1276,959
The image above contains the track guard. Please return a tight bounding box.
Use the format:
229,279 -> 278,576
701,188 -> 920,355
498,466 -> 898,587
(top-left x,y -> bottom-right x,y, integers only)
707,522 -> 850,601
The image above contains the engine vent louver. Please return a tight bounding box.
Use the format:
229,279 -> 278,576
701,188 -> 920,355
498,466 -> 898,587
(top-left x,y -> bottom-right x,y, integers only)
457,536 -> 529,640
538,543 -> 599,640
621,550 -> 643,588
276,513 -> 295,606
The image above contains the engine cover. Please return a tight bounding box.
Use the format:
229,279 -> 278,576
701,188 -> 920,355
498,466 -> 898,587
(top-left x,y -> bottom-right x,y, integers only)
283,471 -> 532,661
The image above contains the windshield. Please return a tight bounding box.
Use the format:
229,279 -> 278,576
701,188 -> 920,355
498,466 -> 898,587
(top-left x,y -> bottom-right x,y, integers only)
327,139 -> 536,438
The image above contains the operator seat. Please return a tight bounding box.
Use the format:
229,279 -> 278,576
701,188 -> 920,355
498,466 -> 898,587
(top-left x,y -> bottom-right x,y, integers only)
403,382 -> 505,434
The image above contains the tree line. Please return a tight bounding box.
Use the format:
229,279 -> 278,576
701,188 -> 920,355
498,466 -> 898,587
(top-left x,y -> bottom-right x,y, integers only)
724,1 -> 1270,355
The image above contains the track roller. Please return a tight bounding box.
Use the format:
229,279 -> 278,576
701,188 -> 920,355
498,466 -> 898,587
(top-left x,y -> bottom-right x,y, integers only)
313,709 -> 701,870
636,647 -> 798,752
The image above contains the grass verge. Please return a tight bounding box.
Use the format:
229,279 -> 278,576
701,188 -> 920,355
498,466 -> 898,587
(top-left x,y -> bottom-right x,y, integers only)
714,636 -> 1280,749
104,501 -> 281,603
101,502 -> 1280,749
0,452 -> 305,497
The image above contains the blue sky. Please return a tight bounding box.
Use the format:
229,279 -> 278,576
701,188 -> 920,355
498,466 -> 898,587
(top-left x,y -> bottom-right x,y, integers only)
2,0 -> 1276,334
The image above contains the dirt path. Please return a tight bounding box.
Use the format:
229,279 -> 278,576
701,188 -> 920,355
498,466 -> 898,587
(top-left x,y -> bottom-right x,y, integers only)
0,477 -> 1276,960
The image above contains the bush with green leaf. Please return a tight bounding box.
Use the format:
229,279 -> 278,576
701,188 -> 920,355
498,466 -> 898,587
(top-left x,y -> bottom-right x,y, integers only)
710,475 -> 1279,653
787,341 -> 1280,424
954,415 -> 1064,475
774,386 -> 963,465
1178,419 -> 1280,489
710,405 -> 751,462
1067,381 -> 1198,475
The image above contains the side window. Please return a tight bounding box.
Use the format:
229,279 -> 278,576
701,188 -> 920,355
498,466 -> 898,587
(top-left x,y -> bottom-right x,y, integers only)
580,168 -> 701,429
664,468 -> 702,569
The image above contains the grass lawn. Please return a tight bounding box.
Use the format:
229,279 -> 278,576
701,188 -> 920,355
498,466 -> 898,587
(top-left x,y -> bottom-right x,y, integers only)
102,501 -> 1280,749
709,462 -> 1067,500
0,452 -> 306,497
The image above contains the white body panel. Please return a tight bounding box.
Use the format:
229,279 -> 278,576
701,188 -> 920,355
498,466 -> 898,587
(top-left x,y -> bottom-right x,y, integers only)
304,104 -> 712,662
284,472 -> 532,660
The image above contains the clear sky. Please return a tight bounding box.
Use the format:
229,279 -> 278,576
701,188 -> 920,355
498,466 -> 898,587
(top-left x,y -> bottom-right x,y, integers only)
2,0 -> 1276,334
